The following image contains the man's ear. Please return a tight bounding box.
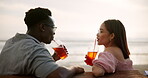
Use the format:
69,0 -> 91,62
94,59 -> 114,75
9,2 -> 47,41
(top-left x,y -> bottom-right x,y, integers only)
39,24 -> 45,32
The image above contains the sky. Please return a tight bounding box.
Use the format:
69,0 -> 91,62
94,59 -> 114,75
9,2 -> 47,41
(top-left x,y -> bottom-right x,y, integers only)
0,0 -> 148,41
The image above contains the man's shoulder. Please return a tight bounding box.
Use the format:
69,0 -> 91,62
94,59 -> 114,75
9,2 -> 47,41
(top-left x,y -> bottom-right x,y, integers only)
19,38 -> 39,45
19,38 -> 45,51
7,33 -> 40,44
11,33 -> 41,46
4,35 -> 44,52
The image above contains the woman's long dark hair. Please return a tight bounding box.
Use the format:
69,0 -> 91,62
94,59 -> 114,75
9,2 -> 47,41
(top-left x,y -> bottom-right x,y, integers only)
104,19 -> 130,59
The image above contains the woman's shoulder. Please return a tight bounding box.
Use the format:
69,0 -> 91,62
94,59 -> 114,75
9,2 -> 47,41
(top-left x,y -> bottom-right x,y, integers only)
104,47 -> 125,61
104,47 -> 118,55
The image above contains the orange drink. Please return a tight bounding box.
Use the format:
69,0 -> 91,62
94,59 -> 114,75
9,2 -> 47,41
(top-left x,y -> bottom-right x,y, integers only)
53,47 -> 68,59
85,51 -> 97,66
85,39 -> 98,66
87,52 -> 97,60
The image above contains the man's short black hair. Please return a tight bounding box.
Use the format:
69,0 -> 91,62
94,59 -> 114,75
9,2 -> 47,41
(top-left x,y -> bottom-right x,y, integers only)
24,7 -> 52,29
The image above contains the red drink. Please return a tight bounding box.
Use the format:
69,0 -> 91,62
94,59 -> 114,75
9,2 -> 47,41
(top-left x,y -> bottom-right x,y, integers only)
87,52 -> 97,60
53,47 -> 68,59
85,52 -> 97,66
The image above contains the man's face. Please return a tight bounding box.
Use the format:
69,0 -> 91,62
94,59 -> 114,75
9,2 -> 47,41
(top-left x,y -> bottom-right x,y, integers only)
41,17 -> 57,44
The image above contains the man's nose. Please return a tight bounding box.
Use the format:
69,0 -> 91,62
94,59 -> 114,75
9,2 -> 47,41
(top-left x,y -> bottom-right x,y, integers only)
96,33 -> 99,37
53,32 -> 55,35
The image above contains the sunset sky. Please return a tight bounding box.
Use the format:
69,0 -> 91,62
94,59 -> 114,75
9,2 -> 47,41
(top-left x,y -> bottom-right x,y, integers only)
0,0 -> 148,41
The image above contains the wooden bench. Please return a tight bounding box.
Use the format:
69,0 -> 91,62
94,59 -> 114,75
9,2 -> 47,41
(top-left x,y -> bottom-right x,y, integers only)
0,70 -> 146,78
73,70 -> 147,78
0,75 -> 36,78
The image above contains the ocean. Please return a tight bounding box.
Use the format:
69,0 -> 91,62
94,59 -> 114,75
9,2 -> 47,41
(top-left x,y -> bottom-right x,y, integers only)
0,40 -> 148,67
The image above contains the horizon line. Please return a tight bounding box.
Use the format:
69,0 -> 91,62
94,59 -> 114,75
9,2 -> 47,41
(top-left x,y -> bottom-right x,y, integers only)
0,39 -> 148,43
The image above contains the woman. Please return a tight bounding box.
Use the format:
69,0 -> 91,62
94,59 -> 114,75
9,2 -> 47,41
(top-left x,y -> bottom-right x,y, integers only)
92,19 -> 133,77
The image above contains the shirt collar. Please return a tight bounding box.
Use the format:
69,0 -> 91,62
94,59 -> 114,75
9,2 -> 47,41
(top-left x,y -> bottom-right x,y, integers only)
14,33 -> 41,44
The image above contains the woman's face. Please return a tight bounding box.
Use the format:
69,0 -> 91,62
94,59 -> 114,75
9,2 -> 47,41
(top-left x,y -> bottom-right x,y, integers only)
96,23 -> 112,47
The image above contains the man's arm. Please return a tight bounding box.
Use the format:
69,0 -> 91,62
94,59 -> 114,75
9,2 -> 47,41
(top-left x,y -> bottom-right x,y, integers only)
47,66 -> 84,78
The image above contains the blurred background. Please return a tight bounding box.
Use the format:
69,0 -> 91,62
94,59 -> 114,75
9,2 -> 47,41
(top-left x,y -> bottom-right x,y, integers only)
0,0 -> 148,71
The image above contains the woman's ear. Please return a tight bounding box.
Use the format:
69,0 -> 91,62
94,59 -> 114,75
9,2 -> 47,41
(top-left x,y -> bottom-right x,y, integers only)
110,33 -> 115,41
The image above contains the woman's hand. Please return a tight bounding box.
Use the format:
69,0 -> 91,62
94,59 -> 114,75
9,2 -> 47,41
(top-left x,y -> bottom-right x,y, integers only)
84,55 -> 93,66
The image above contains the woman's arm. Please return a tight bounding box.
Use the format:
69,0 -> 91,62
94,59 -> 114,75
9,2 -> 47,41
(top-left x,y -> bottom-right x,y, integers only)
92,65 -> 105,77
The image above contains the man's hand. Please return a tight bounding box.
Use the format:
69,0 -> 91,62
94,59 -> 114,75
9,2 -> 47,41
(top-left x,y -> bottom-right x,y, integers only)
47,66 -> 84,78
71,66 -> 85,74
52,45 -> 68,61
52,52 -> 60,61
60,45 -> 68,54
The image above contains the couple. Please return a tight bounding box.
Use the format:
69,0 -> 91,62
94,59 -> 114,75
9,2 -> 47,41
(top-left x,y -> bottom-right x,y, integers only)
0,7 -> 133,78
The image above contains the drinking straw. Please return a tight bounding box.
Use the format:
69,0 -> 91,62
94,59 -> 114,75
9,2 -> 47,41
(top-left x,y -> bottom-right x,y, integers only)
93,39 -> 97,51
53,40 -> 60,46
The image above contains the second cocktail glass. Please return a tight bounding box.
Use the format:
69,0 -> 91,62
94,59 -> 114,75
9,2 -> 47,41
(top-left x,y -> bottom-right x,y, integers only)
52,40 -> 68,60
85,39 -> 98,66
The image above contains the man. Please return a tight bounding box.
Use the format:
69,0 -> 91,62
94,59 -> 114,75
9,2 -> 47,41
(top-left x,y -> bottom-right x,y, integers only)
0,7 -> 84,78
